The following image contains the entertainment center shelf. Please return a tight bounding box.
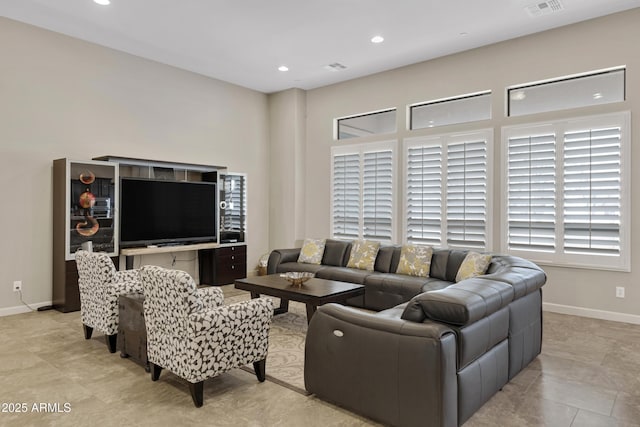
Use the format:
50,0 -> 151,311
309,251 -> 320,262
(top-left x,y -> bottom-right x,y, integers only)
121,242 -> 220,269
53,156 -> 248,312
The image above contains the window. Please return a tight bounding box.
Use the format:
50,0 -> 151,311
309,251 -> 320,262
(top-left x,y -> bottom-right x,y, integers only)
508,67 -> 625,117
404,130 -> 492,249
503,112 -> 630,271
332,142 -> 395,242
221,174 -> 246,233
410,91 -> 491,130
336,109 -> 396,140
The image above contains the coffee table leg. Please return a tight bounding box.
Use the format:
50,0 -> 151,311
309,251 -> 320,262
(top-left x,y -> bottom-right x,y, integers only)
305,304 -> 317,325
274,299 -> 289,315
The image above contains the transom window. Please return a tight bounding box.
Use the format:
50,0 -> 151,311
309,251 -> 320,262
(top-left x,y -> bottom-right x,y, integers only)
508,67 -> 625,117
336,109 -> 397,140
410,91 -> 492,130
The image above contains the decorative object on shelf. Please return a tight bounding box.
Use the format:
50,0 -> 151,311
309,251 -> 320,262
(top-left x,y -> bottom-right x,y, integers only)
281,271 -> 315,287
257,253 -> 270,276
79,190 -> 96,208
79,170 -> 96,185
76,216 -> 99,236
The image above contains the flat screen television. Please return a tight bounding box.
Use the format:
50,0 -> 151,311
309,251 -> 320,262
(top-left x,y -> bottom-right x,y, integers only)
120,178 -> 217,248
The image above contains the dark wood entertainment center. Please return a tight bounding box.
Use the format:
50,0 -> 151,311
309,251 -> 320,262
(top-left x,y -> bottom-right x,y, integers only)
52,156 -> 247,312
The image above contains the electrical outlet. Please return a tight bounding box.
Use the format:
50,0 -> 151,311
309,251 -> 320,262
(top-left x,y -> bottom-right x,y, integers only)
13,280 -> 22,292
616,286 -> 625,298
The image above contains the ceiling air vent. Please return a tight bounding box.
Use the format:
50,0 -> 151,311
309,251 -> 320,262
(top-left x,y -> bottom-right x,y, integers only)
324,63 -> 347,72
525,0 -> 563,17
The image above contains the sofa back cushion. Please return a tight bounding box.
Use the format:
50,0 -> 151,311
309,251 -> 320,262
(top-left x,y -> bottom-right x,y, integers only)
374,245 -> 401,273
429,249 -> 468,282
321,239 -> 352,266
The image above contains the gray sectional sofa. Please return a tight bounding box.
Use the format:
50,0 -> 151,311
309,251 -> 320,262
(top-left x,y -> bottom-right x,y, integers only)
267,239 -> 546,427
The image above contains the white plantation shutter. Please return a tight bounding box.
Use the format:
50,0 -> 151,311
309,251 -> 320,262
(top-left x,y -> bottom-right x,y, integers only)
332,143 -> 395,242
222,175 -> 246,232
563,126 -> 621,255
404,131 -> 491,249
363,150 -> 393,241
503,112 -> 629,271
406,145 -> 442,245
332,153 -> 360,239
507,134 -> 556,251
447,141 -> 487,248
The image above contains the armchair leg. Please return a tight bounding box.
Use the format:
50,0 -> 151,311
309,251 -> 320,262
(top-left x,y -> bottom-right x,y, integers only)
106,334 -> 117,353
83,324 -> 93,339
189,381 -> 204,408
150,363 -> 163,381
253,359 -> 266,382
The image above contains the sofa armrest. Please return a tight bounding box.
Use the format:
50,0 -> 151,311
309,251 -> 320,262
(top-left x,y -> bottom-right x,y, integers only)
267,248 -> 301,274
115,269 -> 141,285
188,298 -> 274,363
402,277 -> 514,326
305,303 -> 457,427
197,286 -> 224,309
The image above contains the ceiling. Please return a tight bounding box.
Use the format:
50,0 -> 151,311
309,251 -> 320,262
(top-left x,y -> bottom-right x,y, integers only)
2,0 -> 639,93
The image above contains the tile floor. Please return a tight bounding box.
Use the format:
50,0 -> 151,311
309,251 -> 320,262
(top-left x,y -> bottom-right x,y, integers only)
0,289 -> 639,426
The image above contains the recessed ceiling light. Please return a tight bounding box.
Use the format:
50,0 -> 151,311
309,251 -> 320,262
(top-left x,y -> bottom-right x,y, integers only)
94,0 -> 111,5
510,90 -> 527,101
371,36 -> 384,44
459,32 -> 469,37
593,92 -> 603,99
278,65 -> 289,72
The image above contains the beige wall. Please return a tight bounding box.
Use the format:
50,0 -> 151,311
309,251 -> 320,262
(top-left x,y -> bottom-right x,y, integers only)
0,18 -> 270,312
3,9 -> 640,321
303,9 -> 640,320
268,88 -> 307,250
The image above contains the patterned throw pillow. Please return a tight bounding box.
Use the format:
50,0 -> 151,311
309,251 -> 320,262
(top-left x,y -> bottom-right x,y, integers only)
455,251 -> 492,282
346,239 -> 380,271
297,238 -> 326,264
396,244 -> 433,277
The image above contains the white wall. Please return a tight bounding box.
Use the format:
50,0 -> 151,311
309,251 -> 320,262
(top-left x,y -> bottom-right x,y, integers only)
302,9 -> 640,321
0,18 -> 270,313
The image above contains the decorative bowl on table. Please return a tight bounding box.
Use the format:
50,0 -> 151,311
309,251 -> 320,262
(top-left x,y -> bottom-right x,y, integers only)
281,272 -> 315,287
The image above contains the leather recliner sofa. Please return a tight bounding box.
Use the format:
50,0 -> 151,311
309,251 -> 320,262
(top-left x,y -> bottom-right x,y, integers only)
267,239 -> 546,427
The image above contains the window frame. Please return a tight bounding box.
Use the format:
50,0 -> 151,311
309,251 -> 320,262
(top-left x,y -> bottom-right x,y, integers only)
334,108 -> 397,140
330,140 -> 397,243
403,129 -> 493,250
408,90 -> 492,130
501,111 -> 631,271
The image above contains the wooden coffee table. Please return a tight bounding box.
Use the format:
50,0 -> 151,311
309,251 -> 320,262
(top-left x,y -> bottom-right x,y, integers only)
234,274 -> 365,324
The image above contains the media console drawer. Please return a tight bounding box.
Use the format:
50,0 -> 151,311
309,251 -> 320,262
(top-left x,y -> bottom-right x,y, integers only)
198,244 -> 247,286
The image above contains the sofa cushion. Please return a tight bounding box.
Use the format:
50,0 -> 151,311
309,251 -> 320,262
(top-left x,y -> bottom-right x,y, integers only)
430,249 -> 468,282
276,262 -> 326,274
363,273 -> 432,311
374,245 -> 399,273
298,238 -> 326,264
456,252 -> 492,282
322,239 -> 352,267
347,239 -> 380,271
316,267 -> 371,284
396,244 -> 433,277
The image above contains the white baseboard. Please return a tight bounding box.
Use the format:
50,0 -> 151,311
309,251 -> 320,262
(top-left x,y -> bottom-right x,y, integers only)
0,301 -> 53,317
543,302 -> 640,325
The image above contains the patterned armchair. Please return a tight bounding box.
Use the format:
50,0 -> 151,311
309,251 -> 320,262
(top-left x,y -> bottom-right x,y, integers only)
75,250 -> 142,353
140,265 -> 274,407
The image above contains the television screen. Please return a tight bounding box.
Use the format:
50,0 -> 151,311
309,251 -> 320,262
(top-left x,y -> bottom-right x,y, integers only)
120,178 -> 217,247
